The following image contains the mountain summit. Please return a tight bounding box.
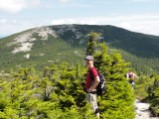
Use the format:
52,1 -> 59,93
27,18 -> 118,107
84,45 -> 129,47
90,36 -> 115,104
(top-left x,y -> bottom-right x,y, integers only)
0,24 -> 159,73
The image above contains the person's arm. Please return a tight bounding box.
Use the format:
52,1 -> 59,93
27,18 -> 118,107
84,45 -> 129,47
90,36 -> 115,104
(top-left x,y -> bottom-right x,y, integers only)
134,73 -> 138,79
126,73 -> 129,79
87,76 -> 100,92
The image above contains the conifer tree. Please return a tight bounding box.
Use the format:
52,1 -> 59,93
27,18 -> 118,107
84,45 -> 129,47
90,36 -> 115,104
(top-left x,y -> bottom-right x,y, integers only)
146,74 -> 159,116
86,32 -> 135,119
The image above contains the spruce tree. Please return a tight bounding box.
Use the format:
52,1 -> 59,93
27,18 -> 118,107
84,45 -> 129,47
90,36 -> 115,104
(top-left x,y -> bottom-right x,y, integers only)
86,32 -> 135,119
146,74 -> 159,116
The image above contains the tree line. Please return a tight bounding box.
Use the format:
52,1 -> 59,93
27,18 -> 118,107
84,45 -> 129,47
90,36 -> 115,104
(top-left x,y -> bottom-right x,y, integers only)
0,32 -> 135,119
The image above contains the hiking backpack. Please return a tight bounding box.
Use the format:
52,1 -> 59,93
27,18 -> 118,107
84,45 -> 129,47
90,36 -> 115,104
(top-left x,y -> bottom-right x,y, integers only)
97,74 -> 106,96
90,71 -> 106,96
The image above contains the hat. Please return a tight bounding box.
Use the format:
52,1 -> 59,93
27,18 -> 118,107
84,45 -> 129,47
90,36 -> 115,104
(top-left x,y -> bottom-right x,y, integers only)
85,55 -> 94,60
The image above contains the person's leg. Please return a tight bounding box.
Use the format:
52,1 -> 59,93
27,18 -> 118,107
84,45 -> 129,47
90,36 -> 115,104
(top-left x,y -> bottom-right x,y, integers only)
132,81 -> 135,89
95,108 -> 100,119
86,93 -> 90,102
89,93 -> 100,119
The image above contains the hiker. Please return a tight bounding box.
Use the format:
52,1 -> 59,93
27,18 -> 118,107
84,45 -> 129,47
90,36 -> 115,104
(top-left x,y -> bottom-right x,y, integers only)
84,55 -> 100,119
126,70 -> 138,89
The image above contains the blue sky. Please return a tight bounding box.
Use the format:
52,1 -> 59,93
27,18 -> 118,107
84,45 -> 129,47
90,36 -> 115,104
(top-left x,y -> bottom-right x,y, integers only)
0,0 -> 159,36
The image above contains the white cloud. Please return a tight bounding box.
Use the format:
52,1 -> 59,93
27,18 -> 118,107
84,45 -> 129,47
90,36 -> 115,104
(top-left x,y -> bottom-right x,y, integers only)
1,14 -> 159,37
0,0 -> 26,13
58,0 -> 71,3
0,19 -> 7,24
131,0 -> 157,2
0,18 -> 40,36
51,18 -> 99,25
51,14 -> 159,36
0,0 -> 41,13
115,15 -> 159,36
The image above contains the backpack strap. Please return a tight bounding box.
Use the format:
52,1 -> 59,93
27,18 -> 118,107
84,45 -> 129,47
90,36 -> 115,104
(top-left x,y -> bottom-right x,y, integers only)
89,69 -> 99,93
89,69 -> 95,81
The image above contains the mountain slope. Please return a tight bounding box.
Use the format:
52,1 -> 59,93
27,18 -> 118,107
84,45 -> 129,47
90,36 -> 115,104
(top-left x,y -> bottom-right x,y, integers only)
0,26 -> 84,70
0,24 -> 159,73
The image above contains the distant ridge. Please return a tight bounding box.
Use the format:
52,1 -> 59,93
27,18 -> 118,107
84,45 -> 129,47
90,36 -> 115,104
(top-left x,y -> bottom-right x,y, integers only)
0,24 -> 159,74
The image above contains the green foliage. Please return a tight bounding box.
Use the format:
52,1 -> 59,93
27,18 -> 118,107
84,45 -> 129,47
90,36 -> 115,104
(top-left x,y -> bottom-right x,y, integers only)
1,25 -> 159,74
0,64 -> 95,119
144,74 -> 159,116
86,32 -> 135,119
0,35 -> 136,119
2,28 -> 157,118
134,75 -> 153,99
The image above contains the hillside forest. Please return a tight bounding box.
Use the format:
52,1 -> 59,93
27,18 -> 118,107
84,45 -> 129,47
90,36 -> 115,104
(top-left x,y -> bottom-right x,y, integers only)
0,32 -> 159,119
0,25 -> 159,75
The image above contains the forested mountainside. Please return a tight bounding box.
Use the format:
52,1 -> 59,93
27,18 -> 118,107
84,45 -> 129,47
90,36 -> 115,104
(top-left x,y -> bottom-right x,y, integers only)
0,32 -> 136,119
1,28 -> 159,118
0,24 -> 159,74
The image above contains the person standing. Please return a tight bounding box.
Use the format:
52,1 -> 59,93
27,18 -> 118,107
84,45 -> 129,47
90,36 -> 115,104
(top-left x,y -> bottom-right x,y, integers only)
126,70 -> 138,89
84,55 -> 100,119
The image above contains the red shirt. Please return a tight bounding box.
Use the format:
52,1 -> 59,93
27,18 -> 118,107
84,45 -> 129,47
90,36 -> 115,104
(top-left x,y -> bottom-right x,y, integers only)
85,67 -> 98,89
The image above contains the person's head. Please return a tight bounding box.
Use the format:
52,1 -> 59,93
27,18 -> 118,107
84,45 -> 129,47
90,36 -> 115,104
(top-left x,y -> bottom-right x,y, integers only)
85,55 -> 94,67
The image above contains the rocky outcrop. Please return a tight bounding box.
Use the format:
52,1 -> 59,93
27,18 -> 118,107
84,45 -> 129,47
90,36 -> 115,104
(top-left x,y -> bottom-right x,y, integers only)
135,99 -> 159,119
